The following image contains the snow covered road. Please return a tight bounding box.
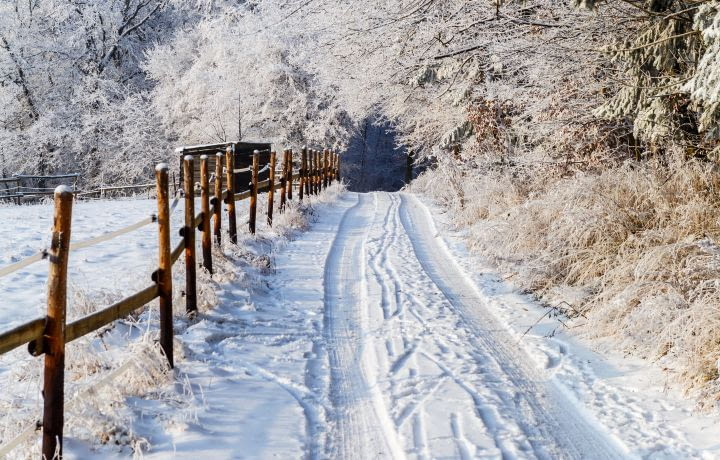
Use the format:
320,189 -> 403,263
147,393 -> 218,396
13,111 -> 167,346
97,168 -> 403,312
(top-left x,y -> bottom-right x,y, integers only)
317,192 -> 623,459
41,190 -> 719,458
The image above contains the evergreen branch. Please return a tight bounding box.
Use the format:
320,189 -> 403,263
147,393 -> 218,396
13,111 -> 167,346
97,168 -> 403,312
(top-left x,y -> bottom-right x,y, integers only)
607,30 -> 699,54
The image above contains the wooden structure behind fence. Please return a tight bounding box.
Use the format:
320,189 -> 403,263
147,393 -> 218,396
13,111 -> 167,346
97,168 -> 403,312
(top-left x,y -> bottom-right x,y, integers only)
0,143 -> 341,458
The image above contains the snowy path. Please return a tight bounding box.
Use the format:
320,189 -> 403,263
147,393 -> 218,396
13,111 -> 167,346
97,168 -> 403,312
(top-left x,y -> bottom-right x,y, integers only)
123,191 -> 718,459
395,193 -> 622,458
318,192 -> 621,459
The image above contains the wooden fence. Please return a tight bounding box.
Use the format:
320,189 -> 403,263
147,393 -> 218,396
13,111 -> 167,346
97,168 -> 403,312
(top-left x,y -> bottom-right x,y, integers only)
0,173 -> 162,204
0,174 -> 81,204
0,145 -> 341,459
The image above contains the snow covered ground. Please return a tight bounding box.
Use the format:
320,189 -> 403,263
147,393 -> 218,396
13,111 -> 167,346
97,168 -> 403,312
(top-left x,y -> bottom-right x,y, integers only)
0,198 -> 176,331
2,190 -> 720,458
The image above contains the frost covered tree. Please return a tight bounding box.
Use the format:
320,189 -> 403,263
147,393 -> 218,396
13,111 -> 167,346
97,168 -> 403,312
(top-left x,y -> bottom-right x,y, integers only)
3,0 -> 720,185
0,1 -> 197,186
143,4 -> 353,151
573,0 -> 720,160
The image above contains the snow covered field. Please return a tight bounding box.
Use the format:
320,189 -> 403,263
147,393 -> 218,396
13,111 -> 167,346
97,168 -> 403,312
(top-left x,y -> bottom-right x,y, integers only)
0,198 -> 176,331
1,190 -> 720,458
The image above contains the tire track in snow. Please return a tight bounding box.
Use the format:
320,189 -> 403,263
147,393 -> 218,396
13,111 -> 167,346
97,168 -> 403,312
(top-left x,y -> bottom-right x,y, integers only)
398,192 -> 629,460
365,192 -> 432,456
322,193 -> 404,459
368,192 -> 520,457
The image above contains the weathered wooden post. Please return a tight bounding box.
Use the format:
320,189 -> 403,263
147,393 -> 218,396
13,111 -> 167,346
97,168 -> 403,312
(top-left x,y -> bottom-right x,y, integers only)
213,152 -> 223,245
42,185 -> 73,459
249,150 -> 259,234
307,148 -> 313,194
337,153 -> 342,182
280,149 -> 288,211
327,150 -> 332,185
306,149 -> 312,197
320,149 -> 325,189
332,151 -> 338,183
323,149 -> 329,189
307,149 -> 314,196
318,149 -> 324,192
309,149 -> 314,194
327,149 -> 332,186
300,147 -> 307,201
314,150 -> 320,194
155,164 -> 173,368
183,155 -> 198,315
268,151 -> 276,225
200,155 -> 213,274
225,146 -> 237,244
288,149 -> 293,200
317,150 -> 323,193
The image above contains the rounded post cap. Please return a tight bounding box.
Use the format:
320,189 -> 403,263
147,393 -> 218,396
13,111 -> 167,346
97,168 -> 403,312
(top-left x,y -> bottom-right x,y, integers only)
155,162 -> 169,172
54,185 -> 73,196
253,150 -> 260,154
183,154 -> 194,161
216,152 -> 223,157
200,154 -> 208,160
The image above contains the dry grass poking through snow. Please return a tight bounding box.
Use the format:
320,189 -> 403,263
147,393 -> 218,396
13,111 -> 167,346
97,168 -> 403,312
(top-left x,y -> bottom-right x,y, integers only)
412,160 -> 720,403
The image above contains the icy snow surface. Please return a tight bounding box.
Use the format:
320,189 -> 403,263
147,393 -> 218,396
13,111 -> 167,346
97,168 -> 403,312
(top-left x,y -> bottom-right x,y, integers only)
1,191 -> 720,458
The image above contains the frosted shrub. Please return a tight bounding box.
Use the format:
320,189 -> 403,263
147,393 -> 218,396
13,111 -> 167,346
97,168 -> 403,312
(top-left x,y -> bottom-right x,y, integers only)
415,159 -> 720,400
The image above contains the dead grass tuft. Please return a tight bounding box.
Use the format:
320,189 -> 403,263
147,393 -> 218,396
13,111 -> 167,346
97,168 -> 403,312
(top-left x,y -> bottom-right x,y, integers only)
413,159 -> 720,401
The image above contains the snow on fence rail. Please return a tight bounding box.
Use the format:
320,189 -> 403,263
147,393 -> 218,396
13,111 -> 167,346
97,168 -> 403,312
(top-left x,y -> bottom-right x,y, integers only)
0,145 -> 341,458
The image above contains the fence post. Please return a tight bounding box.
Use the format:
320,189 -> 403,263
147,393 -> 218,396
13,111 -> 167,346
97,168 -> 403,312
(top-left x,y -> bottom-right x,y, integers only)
183,156 -> 198,316
280,149 -> 287,211
321,149 -> 325,190
268,151 -> 276,225
213,152 -> 223,245
323,149 -> 329,189
317,150 -> 323,193
250,150 -> 259,234
200,155 -> 212,274
307,149 -> 312,197
42,186 -> 73,459
337,153 -> 341,183
307,148 -> 313,195
329,150 -> 335,184
155,164 -> 173,368
288,149 -> 293,200
309,149 -> 314,195
300,147 -> 307,201
335,152 -> 340,183
314,150 -> 320,195
225,146 -> 237,245
307,149 -> 313,196
334,151 -> 339,183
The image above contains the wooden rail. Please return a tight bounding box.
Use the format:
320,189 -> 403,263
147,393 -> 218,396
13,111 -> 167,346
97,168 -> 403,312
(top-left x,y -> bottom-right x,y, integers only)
0,143 -> 342,458
0,318 -> 45,355
65,285 -> 160,344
